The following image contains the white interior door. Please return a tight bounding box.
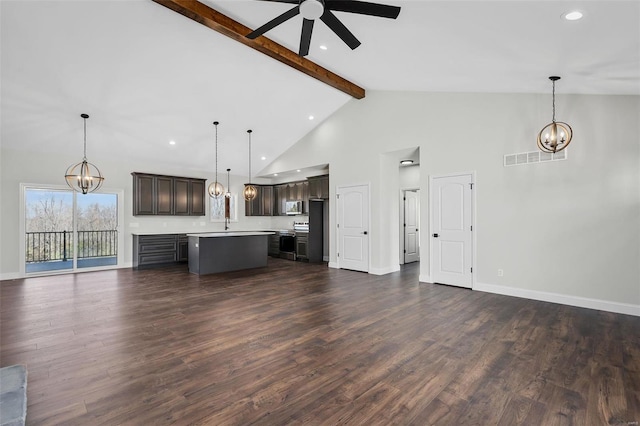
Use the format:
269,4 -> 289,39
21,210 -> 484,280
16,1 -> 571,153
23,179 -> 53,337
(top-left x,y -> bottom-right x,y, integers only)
431,174 -> 473,288
337,184 -> 369,272
404,190 -> 420,263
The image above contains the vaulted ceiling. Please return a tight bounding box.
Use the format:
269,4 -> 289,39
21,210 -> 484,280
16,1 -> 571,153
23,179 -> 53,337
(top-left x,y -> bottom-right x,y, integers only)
1,1 -> 638,178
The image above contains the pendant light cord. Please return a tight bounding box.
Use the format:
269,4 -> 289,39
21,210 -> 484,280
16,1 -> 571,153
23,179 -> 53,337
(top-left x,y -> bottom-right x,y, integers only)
214,121 -> 219,186
247,130 -> 253,183
552,79 -> 556,123
83,115 -> 88,160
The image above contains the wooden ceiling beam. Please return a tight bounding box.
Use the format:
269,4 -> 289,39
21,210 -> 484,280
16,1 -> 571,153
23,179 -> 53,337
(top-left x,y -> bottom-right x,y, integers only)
151,0 -> 365,99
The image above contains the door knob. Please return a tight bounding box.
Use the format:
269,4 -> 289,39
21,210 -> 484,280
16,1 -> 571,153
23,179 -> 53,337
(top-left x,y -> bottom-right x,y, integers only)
433,233 -> 439,238
363,231 -> 368,235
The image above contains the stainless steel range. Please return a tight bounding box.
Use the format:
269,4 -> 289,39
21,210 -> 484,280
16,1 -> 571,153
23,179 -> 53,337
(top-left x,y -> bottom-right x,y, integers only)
293,221 -> 309,260
293,220 -> 309,233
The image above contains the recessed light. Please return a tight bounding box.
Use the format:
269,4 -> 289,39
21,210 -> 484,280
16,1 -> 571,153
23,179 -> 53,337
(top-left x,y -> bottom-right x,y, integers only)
273,173 -> 278,177
319,45 -> 328,50
261,156 -> 267,161
400,159 -> 414,165
169,140 -> 176,145
297,169 -> 301,172
563,11 -> 583,21
308,115 -> 315,120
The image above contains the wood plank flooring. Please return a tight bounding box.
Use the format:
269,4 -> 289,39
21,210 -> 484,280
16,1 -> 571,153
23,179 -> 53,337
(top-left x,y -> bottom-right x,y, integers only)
1,259 -> 639,425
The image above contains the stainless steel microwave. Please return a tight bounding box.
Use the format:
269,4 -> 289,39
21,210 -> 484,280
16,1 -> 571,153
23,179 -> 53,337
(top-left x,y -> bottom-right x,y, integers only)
285,200 -> 302,215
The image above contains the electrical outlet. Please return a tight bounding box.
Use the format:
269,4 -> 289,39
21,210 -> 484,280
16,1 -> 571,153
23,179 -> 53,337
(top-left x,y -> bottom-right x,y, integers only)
497,269 -> 504,277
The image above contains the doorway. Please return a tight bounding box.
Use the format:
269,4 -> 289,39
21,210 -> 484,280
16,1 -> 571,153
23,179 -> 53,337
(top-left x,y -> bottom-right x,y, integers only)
403,190 -> 420,264
336,184 -> 369,272
430,173 -> 474,288
23,186 -> 121,274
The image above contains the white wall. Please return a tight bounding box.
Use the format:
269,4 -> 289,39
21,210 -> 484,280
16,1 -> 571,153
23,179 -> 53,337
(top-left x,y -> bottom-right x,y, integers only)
400,164 -> 420,189
260,91 -> 640,314
0,147 -> 273,278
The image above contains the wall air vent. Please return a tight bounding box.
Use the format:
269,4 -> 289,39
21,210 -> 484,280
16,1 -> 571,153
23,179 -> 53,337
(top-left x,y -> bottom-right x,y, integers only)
504,149 -> 567,167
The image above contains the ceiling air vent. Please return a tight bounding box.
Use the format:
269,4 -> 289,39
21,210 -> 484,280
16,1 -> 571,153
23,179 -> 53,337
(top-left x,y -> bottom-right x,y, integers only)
504,149 -> 568,167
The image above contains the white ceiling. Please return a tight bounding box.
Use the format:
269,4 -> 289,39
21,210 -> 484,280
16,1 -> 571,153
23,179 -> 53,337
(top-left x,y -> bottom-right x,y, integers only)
1,1 -> 638,179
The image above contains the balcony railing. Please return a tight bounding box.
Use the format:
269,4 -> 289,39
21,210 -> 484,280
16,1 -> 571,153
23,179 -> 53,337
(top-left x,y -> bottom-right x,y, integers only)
25,230 -> 117,263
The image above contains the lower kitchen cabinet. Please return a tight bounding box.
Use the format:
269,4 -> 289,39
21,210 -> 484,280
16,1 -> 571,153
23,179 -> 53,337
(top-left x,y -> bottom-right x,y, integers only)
268,234 -> 280,257
295,233 -> 309,261
133,234 -> 188,268
178,235 -> 189,262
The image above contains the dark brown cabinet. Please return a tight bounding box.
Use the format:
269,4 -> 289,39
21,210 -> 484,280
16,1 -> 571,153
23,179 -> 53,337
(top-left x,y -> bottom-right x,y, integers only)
173,178 -> 190,215
132,173 -> 206,216
274,184 -> 287,216
245,185 -> 273,216
134,174 -> 155,215
177,235 -> 189,262
133,234 -> 188,268
295,233 -> 308,260
190,180 -> 206,216
156,176 -> 174,215
268,234 -> 280,257
308,175 -> 329,199
245,176 -> 327,217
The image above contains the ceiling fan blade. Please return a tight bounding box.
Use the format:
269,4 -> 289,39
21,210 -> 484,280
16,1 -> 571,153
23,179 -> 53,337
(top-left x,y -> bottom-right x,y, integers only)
326,0 -> 401,19
320,10 -> 361,50
246,6 -> 300,39
299,18 -> 314,56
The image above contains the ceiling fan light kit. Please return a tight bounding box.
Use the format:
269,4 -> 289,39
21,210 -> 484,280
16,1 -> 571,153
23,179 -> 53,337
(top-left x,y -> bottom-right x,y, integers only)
247,0 -> 401,56
300,0 -> 324,20
537,76 -> 573,154
64,113 -> 104,194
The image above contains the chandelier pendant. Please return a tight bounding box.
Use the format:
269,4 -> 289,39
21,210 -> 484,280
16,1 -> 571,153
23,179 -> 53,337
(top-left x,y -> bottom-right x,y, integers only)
537,76 -> 573,154
65,113 -> 104,194
243,129 -> 257,201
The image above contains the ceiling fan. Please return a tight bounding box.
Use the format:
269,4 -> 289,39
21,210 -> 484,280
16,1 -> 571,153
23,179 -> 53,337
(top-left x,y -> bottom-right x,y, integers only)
246,0 -> 401,56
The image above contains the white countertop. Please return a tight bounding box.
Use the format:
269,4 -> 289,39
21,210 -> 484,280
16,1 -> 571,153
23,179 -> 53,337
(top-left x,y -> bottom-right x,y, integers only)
186,231 -> 275,238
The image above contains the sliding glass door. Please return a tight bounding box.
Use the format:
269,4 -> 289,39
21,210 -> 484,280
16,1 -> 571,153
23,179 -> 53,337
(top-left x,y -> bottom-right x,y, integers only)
25,188 -> 74,273
24,187 -> 119,274
76,192 -> 118,269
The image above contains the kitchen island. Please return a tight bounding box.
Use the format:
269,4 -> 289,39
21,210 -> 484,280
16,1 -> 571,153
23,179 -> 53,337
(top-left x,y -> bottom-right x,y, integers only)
187,231 -> 275,275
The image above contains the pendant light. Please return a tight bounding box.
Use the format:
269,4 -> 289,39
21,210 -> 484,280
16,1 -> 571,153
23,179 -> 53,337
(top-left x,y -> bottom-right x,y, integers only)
65,113 -> 104,194
537,76 -> 573,154
225,168 -> 231,199
208,121 -> 225,198
243,129 -> 257,201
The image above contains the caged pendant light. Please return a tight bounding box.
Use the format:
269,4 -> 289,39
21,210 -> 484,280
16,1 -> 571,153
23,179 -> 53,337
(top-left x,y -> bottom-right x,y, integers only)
65,113 -> 104,194
537,76 -> 573,154
208,121 -> 225,198
243,129 -> 257,201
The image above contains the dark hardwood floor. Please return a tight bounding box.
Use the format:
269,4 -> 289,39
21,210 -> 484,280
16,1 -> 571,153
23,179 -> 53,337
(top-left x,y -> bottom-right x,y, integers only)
1,258 -> 639,425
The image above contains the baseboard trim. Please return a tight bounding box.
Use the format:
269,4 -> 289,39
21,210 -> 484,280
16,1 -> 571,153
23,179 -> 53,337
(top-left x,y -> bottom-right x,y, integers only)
418,274 -> 432,284
1,262 -> 133,282
369,265 -> 401,276
328,262 -> 339,269
0,272 -> 21,281
474,282 -> 640,317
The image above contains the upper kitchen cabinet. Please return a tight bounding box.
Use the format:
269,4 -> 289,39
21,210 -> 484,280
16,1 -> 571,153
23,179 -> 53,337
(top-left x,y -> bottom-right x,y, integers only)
132,172 -> 206,216
245,184 -> 273,216
274,184 -> 287,216
308,175 -> 329,199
